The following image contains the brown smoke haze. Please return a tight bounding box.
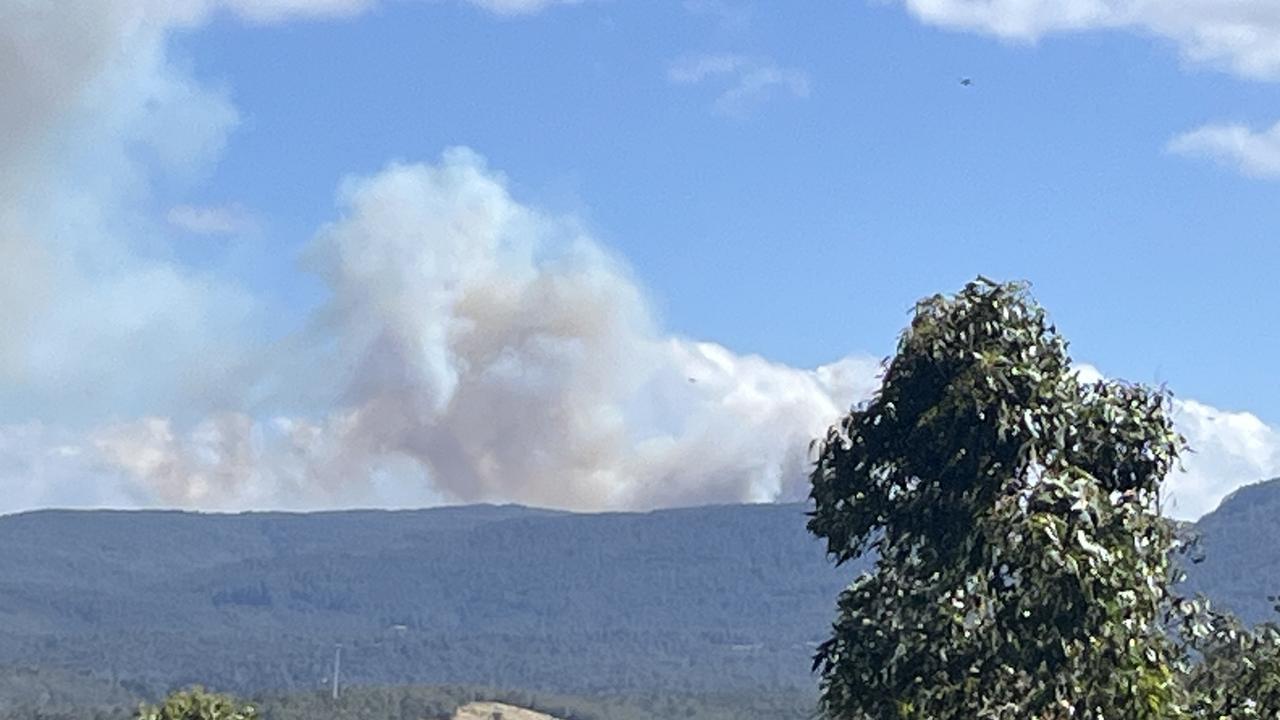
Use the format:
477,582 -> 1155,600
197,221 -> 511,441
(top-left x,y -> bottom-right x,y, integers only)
89,150 -> 882,510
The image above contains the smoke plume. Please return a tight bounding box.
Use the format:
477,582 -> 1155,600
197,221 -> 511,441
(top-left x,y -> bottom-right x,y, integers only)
86,150 -> 881,511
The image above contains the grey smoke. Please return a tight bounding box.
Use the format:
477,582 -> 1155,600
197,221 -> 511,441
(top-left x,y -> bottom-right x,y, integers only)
92,150 -> 882,510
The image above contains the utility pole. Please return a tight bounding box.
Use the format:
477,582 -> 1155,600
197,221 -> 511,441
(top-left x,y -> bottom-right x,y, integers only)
331,644 -> 342,701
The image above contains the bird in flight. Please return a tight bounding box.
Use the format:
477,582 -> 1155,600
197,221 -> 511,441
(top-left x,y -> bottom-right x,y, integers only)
960,77 -> 973,86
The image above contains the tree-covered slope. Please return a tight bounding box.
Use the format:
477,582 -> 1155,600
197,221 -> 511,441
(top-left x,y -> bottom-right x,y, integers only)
0,487 -> 1274,701
1179,477 -> 1280,625
0,503 -> 855,697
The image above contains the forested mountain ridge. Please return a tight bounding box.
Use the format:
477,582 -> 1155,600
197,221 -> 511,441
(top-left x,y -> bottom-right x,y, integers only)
0,502 -> 855,699
1179,478 -> 1280,624
0,481 -> 1276,705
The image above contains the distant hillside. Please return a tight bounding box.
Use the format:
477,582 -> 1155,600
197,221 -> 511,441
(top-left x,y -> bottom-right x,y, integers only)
0,503 -> 855,699
1179,477 -> 1280,624
0,485 -> 1275,704
0,666 -> 133,716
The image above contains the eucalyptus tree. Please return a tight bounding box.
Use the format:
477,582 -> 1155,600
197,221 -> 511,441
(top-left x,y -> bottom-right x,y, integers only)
808,279 -> 1191,719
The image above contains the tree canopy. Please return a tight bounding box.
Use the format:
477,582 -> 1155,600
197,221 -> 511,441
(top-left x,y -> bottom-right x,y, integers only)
807,278 -> 1278,719
135,688 -> 258,720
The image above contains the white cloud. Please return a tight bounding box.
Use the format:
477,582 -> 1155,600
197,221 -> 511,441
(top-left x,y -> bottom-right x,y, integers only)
1168,121 -> 1280,179
669,54 -> 810,115
894,2 -> 1280,182
683,0 -> 753,30
1168,399 -> 1280,520
896,0 -> 1280,80
168,204 -> 259,236
669,54 -> 732,83
181,0 -> 579,23
213,0 -> 380,23
465,0 -> 584,16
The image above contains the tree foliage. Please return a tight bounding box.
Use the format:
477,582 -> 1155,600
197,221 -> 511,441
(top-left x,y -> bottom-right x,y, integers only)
134,688 -> 257,720
808,278 -> 1278,719
6,684 -> 815,720
1176,597 -> 1280,719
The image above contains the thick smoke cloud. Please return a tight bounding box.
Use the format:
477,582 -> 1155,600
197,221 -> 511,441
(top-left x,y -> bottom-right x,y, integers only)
0,1 -> 254,426
0,0 -> 870,515
302,152 -> 872,508
87,150 -> 882,511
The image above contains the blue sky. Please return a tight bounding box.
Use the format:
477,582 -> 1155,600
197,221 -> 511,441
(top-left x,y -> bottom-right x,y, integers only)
175,0 -> 1279,408
3,0 -> 1280,518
